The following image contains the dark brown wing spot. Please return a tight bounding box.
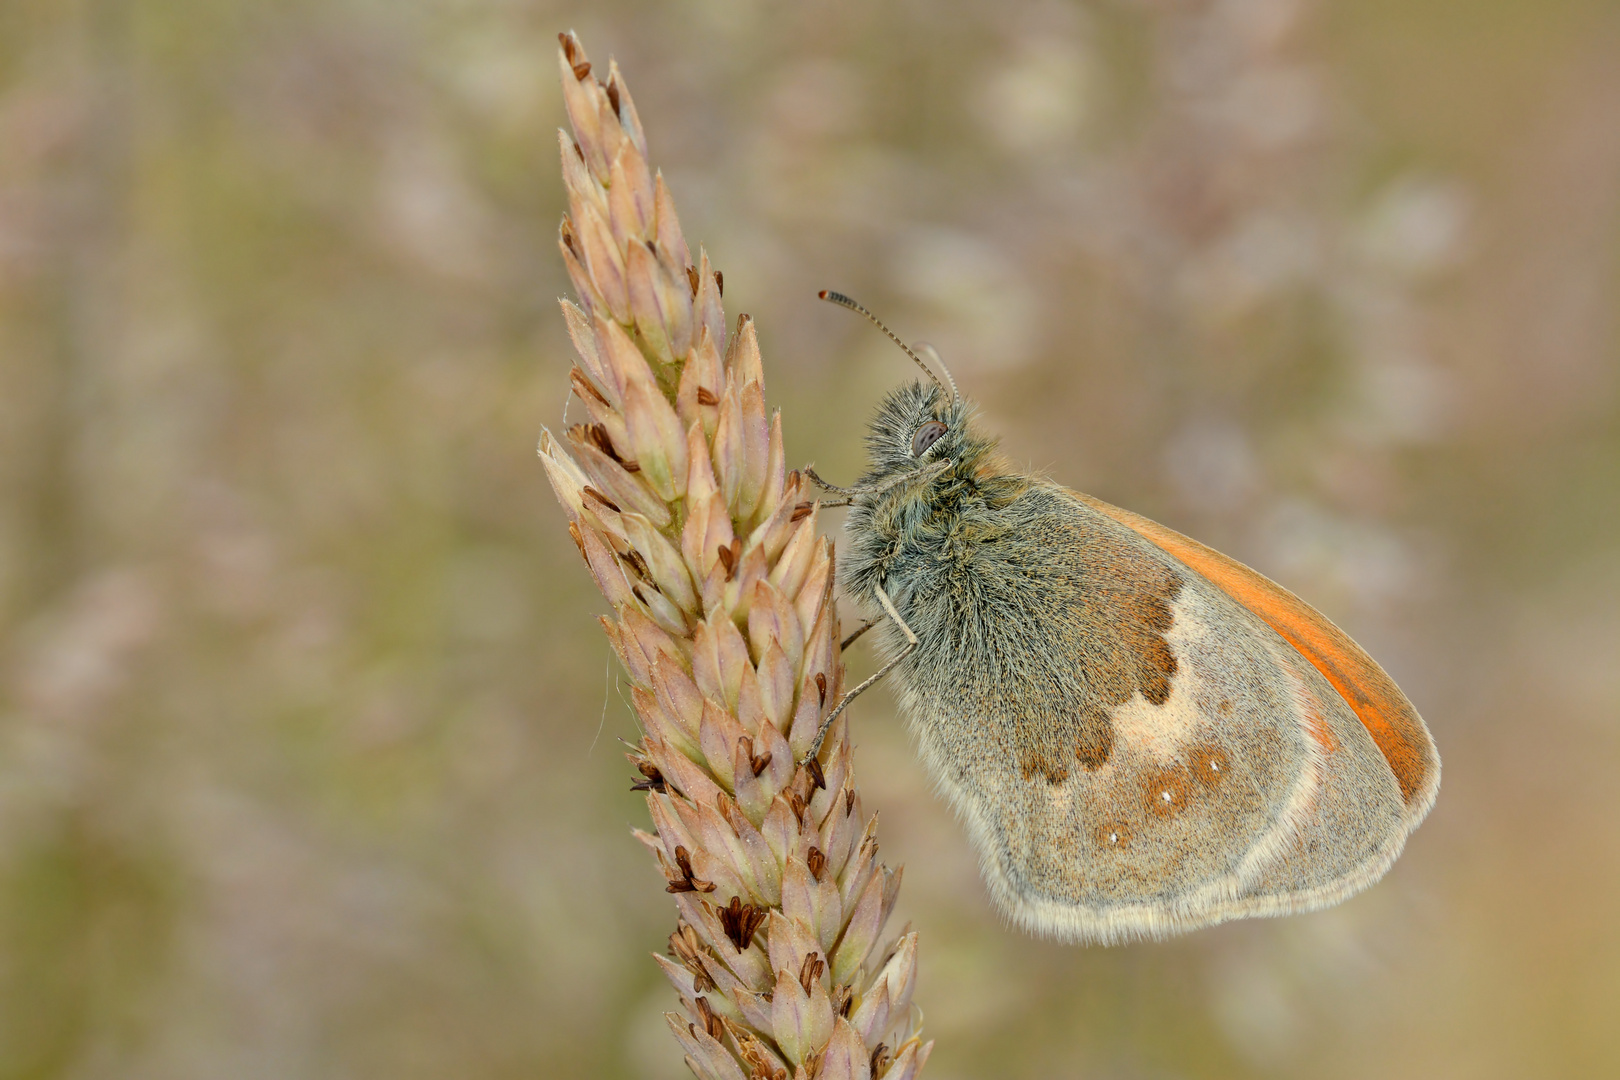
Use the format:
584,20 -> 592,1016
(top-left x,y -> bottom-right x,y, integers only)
1141,766 -> 1192,817
972,493 -> 1185,778
1187,743 -> 1231,789
1062,554 -> 1182,770
1020,750 -> 1070,784
1073,722 -> 1114,771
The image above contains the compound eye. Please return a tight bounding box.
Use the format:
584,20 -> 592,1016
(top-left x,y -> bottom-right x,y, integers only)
911,420 -> 948,457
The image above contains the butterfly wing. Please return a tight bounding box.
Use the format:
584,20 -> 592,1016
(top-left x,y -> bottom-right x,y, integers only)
885,482 -> 1438,943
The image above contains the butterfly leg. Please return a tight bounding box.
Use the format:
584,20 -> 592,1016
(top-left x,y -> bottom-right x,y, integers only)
805,582 -> 917,762
805,460 -> 952,502
840,617 -> 879,651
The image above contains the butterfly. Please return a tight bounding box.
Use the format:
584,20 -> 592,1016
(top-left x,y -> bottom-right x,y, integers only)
807,292 -> 1440,943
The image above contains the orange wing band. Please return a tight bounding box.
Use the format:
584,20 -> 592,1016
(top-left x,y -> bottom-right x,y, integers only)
1076,493 -> 1437,809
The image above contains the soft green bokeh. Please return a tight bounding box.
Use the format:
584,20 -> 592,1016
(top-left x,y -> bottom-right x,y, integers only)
2,1 -> 1617,1077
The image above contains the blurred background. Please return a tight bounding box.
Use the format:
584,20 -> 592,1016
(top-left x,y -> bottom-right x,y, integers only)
2,0 -> 1617,1077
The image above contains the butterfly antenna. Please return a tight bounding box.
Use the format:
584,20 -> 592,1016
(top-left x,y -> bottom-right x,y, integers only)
818,290 -> 956,402
912,341 -> 960,405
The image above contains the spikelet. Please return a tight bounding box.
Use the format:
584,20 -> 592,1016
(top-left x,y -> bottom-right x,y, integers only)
542,32 -> 932,1080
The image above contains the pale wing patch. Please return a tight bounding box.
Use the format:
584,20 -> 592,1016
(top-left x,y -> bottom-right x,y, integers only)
1106,590 -> 1227,763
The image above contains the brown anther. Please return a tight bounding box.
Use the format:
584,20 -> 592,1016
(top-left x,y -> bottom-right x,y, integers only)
588,423 -> 639,476
845,788 -> 858,815
669,921 -> 702,965
831,982 -> 853,1017
605,77 -> 621,117
738,735 -> 771,778
798,952 -> 826,995
566,522 -> 588,562
694,996 -> 724,1041
814,672 -> 827,707
787,790 -> 807,827
570,138 -> 585,162
560,218 -> 582,259
666,845 -> 715,894
717,894 -> 767,952
586,422 -> 621,461
668,923 -> 716,993
806,846 -> 827,882
790,501 -> 814,523
687,265 -> 700,296
696,386 -> 720,407
869,1044 -> 891,1074
737,1035 -> 788,1080
558,33 -> 588,77
631,760 -> 666,793
571,59 -> 591,81
582,486 -> 620,513
715,538 -> 742,581
714,270 -> 724,297
570,366 -> 611,406
621,548 -> 650,582
806,757 -> 826,792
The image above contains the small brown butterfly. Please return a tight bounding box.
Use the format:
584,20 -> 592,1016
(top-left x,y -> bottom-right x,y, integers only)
810,292 -> 1439,943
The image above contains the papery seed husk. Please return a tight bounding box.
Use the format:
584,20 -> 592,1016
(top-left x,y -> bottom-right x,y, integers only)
622,512 -> 699,613
694,248 -> 726,361
685,417 -> 721,501
558,42 -> 607,175
818,1018 -> 871,1080
726,314 -> 764,385
628,241 -> 677,366
652,951 -> 699,1000
560,297 -> 615,400
608,140 -> 655,242
832,870 -> 885,986
605,59 -> 647,155
654,171 -> 690,270
678,324 -> 725,433
698,700 -> 747,795
567,430 -> 672,527
576,198 -> 630,322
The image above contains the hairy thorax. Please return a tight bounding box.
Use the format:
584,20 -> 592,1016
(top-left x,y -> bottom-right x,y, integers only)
861,483 -> 1184,783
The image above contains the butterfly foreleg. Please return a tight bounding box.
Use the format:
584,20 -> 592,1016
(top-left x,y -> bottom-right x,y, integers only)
805,582 -> 917,762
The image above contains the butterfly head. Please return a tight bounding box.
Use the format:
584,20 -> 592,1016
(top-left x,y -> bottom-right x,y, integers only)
863,380 -> 966,475
853,381 -> 1004,508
